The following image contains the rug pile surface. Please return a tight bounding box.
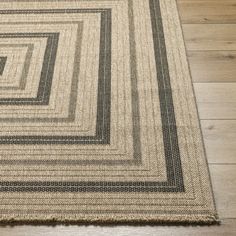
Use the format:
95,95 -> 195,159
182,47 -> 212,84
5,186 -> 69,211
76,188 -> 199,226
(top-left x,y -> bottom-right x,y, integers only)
0,0 -> 217,223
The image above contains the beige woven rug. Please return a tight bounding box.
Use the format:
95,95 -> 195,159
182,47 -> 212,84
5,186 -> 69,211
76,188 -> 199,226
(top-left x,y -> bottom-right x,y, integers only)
0,0 -> 218,224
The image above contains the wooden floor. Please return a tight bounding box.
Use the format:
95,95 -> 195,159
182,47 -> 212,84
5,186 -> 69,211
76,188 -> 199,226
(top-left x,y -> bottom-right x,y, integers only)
1,0 -> 236,235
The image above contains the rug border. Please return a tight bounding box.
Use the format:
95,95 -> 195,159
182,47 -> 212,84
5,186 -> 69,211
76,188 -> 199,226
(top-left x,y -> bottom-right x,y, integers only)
0,213 -> 220,225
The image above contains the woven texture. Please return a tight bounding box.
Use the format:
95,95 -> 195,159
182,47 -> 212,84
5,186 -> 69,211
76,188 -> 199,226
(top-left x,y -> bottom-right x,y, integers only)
0,0 -> 218,224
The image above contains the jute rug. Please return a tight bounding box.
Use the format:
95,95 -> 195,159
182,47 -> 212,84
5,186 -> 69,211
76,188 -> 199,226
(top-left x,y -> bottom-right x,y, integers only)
0,0 -> 218,224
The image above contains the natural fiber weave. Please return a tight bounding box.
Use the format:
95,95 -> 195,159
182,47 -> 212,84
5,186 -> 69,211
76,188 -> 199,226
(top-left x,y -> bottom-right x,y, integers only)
0,0 -> 218,224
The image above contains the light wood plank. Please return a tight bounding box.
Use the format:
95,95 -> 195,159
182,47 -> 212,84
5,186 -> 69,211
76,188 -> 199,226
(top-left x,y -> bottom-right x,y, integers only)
0,219 -> 236,236
196,102 -> 236,120
210,165 -> 236,219
188,51 -> 236,82
194,83 -> 236,119
183,24 -> 236,50
201,120 -> 236,163
178,0 -> 236,24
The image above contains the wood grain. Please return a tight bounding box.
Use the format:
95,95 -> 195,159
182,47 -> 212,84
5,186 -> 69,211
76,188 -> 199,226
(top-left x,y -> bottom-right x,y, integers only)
210,165 -> 236,218
183,24 -> 236,50
201,120 -> 236,163
194,83 -> 236,119
178,0 -> 236,24
188,51 -> 236,82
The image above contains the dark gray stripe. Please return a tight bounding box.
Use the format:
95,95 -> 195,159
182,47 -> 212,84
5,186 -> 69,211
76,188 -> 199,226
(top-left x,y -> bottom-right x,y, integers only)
149,0 -> 184,190
94,10 -> 111,144
0,181 -> 181,192
128,0 -> 142,164
0,56 -> 7,76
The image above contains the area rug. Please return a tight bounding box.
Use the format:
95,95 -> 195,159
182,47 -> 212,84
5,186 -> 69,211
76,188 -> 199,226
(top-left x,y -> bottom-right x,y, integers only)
0,0 -> 218,224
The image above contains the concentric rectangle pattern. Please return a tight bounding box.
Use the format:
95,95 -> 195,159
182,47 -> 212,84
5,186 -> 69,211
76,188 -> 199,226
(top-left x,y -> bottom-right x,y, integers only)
0,0 -> 217,223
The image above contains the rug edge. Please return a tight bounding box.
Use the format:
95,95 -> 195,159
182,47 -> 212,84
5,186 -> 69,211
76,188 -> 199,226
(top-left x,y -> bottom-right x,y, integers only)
172,0 -> 219,220
0,212 -> 220,225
